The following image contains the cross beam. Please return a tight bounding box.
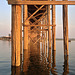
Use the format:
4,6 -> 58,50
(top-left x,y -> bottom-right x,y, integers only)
8,1 -> 75,5
24,25 -> 56,27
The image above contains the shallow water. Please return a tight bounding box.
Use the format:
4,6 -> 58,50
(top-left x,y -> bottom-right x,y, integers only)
0,40 -> 75,75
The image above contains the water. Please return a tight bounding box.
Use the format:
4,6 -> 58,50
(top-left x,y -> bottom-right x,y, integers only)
0,40 -> 75,75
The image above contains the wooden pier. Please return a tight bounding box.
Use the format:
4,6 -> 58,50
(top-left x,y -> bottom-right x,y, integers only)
7,0 -> 75,67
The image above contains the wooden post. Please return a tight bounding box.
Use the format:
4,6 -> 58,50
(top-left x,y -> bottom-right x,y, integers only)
47,4 -> 52,68
41,19 -> 43,55
52,0 -> 56,51
63,0 -> 69,55
11,0 -> 21,66
23,3 -> 30,72
20,6 -> 22,68
43,18 -> 45,55
37,22 -> 41,55
42,31 -> 44,55
48,0 -> 51,50
20,8 -> 22,55
47,1 -> 52,66
23,5 -> 29,50
11,5 -> 16,66
46,31 -> 48,57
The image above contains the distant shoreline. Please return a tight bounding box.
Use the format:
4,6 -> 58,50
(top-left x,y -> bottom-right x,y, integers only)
0,37 -> 75,41
56,38 -> 75,41
0,37 -> 11,41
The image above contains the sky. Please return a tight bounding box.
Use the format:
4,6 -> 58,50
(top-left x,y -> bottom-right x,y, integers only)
0,0 -> 75,38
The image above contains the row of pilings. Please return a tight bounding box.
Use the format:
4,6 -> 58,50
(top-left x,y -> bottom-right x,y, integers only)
11,0 -> 69,67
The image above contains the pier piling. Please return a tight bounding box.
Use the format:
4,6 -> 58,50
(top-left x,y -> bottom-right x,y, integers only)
6,0 -> 74,67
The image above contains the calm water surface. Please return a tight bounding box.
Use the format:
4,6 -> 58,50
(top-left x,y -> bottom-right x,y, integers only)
0,40 -> 75,75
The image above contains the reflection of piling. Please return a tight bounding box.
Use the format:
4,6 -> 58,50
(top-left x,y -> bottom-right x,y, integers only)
11,66 -> 20,75
23,49 -> 30,72
63,55 -> 69,75
48,48 -> 51,71
51,51 -> 57,75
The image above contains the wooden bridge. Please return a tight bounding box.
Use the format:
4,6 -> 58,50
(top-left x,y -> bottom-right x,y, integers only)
7,0 -> 75,67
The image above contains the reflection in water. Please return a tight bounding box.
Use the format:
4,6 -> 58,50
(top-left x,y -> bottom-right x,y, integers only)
51,50 -> 57,75
23,49 -> 30,73
47,48 -> 51,71
63,55 -> 69,75
11,37 -> 70,75
11,66 -> 20,75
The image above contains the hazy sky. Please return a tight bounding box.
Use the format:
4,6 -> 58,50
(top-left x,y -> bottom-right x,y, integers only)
0,0 -> 75,38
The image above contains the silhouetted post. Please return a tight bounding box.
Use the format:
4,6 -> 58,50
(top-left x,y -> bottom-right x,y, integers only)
11,0 -> 21,66
52,0 -> 56,51
63,0 -> 69,55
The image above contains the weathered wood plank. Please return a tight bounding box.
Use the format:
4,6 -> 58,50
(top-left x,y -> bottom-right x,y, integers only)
8,1 -> 75,5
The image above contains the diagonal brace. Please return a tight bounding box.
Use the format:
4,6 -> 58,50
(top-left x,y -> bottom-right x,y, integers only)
25,5 -> 44,22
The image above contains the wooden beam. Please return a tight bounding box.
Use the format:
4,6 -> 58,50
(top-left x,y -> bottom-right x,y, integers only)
29,29 -> 48,32
33,37 -> 41,45
8,1 -> 75,5
34,5 -> 38,9
28,8 -> 46,10
28,35 -> 35,43
28,12 -> 37,21
31,11 -> 47,25
24,25 -> 56,27
33,13 -> 43,18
